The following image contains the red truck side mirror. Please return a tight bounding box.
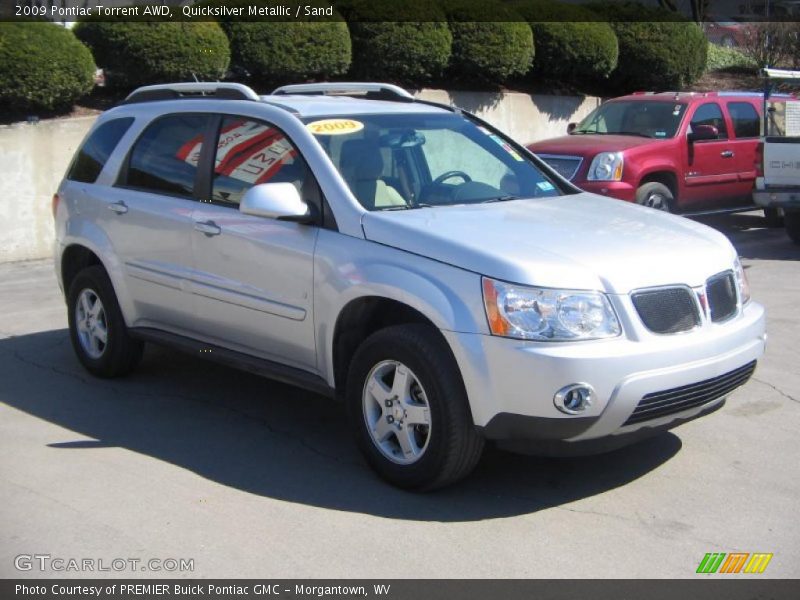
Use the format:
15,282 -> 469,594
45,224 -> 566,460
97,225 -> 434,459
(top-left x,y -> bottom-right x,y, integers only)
567,122 -> 578,134
688,124 -> 719,142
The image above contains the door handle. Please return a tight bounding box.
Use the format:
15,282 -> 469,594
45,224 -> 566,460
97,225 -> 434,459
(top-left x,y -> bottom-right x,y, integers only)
108,201 -> 128,214
720,150 -> 734,158
194,220 -> 221,236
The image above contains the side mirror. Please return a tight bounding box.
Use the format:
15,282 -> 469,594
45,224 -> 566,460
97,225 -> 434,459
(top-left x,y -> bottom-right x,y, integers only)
239,182 -> 313,223
567,122 -> 578,134
688,124 -> 719,142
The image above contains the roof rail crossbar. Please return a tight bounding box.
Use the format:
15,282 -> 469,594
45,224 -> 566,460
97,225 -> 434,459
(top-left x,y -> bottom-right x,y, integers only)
124,82 -> 260,104
272,82 -> 414,101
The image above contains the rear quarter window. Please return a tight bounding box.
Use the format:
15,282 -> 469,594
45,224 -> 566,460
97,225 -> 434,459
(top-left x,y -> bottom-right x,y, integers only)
728,102 -> 760,138
67,118 -> 134,184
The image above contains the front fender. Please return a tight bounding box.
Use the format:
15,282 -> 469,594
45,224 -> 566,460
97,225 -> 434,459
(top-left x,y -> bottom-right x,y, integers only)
313,230 -> 487,385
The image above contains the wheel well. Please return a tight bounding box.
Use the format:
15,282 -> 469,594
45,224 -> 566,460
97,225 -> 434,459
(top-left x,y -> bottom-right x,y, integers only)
640,171 -> 678,201
332,297 -> 439,393
61,245 -> 103,294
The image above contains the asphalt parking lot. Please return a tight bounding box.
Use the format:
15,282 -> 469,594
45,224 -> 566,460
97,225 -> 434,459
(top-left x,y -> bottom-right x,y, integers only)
1,211 -> 798,579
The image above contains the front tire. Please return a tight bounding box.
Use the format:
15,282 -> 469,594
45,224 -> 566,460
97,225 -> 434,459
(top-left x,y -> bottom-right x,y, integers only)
764,207 -> 784,228
636,182 -> 673,212
346,324 -> 484,490
785,210 -> 800,245
67,265 -> 143,377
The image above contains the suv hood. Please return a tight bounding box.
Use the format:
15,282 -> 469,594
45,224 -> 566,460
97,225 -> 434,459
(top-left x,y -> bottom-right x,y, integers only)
528,134 -> 660,156
361,193 -> 736,294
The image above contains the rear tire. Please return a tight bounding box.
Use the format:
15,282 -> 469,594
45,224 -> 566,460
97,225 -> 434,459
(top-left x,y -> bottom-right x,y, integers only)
785,210 -> 800,245
67,265 -> 143,378
764,207 -> 784,228
636,182 -> 673,212
346,324 -> 484,490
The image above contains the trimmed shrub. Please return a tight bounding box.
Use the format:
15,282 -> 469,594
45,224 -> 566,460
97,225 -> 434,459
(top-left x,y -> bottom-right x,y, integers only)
588,1 -> 707,91
337,0 -> 452,83
0,22 -> 95,113
706,42 -> 756,73
509,0 -> 618,84
73,20 -> 230,88
203,0 -> 350,82
441,0 -> 534,84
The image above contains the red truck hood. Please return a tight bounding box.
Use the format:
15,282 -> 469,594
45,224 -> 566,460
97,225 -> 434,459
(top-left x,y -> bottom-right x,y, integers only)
527,134 -> 660,157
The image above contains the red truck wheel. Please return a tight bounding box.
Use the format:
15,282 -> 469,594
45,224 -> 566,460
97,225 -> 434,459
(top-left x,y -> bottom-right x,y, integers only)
636,182 -> 673,212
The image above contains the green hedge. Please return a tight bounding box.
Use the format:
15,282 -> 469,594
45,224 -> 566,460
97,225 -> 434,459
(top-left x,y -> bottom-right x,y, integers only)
509,0 -> 618,84
590,1 -> 707,91
73,20 -> 230,88
706,42 -> 756,72
0,23 -> 95,113
337,0 -> 452,83
204,0 -> 350,82
441,0 -> 533,84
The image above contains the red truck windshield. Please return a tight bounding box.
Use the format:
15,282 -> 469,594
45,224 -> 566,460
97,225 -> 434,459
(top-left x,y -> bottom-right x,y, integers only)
573,101 -> 688,139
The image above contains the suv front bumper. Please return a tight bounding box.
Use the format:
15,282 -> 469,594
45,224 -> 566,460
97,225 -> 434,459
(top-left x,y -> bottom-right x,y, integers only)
443,300 -> 766,454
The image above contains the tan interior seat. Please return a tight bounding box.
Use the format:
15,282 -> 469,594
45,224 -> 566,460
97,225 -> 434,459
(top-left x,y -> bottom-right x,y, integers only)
339,140 -> 406,209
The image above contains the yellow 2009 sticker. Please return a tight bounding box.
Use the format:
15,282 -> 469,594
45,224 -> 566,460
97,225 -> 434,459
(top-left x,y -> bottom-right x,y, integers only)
306,119 -> 364,136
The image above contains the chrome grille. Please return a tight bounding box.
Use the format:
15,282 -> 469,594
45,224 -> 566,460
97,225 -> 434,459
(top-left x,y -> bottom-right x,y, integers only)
706,271 -> 737,323
538,154 -> 582,181
631,287 -> 700,334
624,361 -> 756,426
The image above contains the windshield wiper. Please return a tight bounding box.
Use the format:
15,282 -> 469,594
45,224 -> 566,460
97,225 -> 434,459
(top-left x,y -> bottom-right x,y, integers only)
480,195 -> 519,204
611,131 -> 652,138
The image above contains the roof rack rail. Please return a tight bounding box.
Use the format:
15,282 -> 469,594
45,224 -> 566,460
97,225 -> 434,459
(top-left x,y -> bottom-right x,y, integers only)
124,82 -> 260,104
272,82 -> 414,101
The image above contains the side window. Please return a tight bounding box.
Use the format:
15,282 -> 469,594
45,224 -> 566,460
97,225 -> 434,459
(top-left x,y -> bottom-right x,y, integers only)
123,114 -> 209,197
212,117 -> 309,206
690,103 -> 728,139
67,118 -> 134,184
728,102 -> 760,138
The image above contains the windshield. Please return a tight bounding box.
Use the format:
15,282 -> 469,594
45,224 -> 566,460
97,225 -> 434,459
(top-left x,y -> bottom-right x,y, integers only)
573,100 -> 688,139
303,112 -> 562,211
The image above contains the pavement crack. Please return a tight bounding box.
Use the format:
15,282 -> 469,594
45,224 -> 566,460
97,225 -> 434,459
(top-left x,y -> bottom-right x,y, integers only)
751,377 -> 800,405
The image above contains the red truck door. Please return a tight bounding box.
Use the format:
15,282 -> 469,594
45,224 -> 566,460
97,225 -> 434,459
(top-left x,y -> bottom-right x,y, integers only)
724,99 -> 762,207
682,102 -> 742,207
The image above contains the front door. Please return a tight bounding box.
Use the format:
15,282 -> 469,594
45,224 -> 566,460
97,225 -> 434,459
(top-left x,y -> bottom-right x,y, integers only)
189,116 -> 319,371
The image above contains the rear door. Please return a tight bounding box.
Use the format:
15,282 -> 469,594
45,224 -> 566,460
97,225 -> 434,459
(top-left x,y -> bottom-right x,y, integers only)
683,102 -> 741,207
188,115 -> 320,371
101,113 -> 211,332
724,99 -> 762,205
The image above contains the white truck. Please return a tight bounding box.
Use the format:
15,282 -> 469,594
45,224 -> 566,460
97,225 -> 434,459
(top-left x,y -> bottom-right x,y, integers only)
753,68 -> 800,244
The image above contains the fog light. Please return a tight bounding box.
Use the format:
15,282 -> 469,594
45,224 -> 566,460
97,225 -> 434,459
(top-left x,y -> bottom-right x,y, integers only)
554,384 -> 594,414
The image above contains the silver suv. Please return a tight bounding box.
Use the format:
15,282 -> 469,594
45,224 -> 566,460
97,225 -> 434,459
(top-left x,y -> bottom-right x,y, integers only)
54,82 -> 766,490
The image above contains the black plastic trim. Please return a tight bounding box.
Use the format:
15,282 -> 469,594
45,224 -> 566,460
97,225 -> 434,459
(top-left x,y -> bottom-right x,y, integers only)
495,401 -> 725,457
129,327 -> 335,398
478,412 -> 600,441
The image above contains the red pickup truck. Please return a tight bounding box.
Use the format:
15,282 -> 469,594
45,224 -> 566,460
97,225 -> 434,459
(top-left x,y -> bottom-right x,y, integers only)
527,92 -> 764,215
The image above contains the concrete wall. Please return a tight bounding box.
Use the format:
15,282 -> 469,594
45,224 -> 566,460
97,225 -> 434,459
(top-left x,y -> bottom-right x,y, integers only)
0,117 -> 95,263
0,91 -> 600,263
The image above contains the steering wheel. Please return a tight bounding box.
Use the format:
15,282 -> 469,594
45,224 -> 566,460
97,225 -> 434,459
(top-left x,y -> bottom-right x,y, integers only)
432,170 -> 472,186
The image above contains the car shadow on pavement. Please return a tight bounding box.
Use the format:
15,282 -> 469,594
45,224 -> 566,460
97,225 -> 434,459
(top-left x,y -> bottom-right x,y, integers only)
691,211 -> 800,261
0,328 -> 682,522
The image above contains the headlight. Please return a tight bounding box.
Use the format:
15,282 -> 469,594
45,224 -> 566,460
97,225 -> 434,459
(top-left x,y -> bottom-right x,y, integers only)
587,152 -> 624,181
734,257 -> 751,305
482,278 -> 621,341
